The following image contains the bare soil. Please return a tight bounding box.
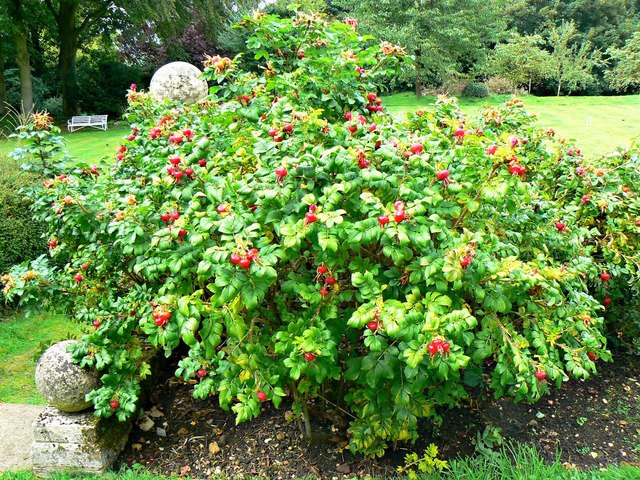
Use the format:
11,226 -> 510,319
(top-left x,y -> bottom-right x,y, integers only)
117,352 -> 640,478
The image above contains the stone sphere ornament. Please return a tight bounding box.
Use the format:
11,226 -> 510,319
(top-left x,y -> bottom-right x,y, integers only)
35,340 -> 100,413
149,61 -> 209,104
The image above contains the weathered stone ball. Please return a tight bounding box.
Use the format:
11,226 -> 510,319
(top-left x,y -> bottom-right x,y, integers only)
35,340 -> 100,413
149,61 -> 209,104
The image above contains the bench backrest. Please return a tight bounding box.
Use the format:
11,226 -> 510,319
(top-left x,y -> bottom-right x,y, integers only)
69,115 -> 107,124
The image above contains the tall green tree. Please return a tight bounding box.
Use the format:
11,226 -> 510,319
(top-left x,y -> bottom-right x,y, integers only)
332,0 -> 509,94
606,31 -> 640,92
507,0 -> 640,93
546,21 -> 601,96
507,0 -> 639,51
4,0 -> 33,112
487,32 -> 551,93
42,0 -> 109,115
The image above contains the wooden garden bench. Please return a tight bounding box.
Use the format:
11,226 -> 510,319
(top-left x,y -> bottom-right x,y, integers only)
67,115 -> 108,132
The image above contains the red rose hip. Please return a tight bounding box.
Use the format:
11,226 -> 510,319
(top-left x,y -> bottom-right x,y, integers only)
436,170 -> 450,181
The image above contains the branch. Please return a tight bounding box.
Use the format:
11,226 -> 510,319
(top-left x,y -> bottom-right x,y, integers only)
43,0 -> 60,23
76,4 -> 110,38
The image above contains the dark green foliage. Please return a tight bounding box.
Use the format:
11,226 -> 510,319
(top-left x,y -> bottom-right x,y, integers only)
39,96 -> 64,117
4,69 -> 51,109
77,60 -> 149,117
462,82 -> 489,98
0,156 -> 46,276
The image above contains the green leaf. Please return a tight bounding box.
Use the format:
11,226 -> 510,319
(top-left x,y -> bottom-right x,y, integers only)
218,215 -> 244,234
366,357 -> 395,388
318,230 -> 338,252
241,280 -> 269,310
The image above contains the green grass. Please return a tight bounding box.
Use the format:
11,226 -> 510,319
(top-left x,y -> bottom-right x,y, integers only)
2,444 -> 640,479
385,92 -> 640,158
425,443 -> 640,480
0,126 -> 129,164
0,468 -> 173,480
0,312 -> 84,404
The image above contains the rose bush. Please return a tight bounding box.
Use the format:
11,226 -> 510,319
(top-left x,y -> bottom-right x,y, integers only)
4,11 -> 640,456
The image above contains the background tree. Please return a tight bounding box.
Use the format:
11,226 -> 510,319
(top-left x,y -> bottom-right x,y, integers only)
606,31 -> 640,92
117,4 -> 242,67
506,0 -> 640,93
507,0 -> 639,51
332,0 -> 508,95
2,0 -> 33,112
487,32 -> 550,93
42,0 -> 112,115
546,21 -> 600,96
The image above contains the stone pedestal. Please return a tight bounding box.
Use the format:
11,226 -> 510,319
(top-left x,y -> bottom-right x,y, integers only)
31,407 -> 131,477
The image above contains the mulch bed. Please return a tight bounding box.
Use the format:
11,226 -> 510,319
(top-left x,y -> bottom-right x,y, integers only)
117,352 -> 640,478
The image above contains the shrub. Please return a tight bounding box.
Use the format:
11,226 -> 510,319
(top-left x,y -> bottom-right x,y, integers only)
421,80 -> 467,97
484,76 -> 517,95
0,155 -> 47,276
4,12 -> 639,458
1,111 -> 70,282
462,82 -> 489,98
40,96 -> 64,118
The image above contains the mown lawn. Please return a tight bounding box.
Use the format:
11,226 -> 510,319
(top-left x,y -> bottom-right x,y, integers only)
384,92 -> 640,158
0,312 -> 83,404
0,125 -> 129,163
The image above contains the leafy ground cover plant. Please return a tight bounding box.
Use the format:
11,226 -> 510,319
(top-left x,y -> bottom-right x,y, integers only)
3,11 -> 640,457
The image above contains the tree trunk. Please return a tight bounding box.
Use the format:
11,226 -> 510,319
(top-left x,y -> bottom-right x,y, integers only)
557,79 -> 562,96
528,77 -> 532,94
414,48 -> 422,97
58,0 -> 81,116
14,24 -> 32,113
0,36 -> 7,115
